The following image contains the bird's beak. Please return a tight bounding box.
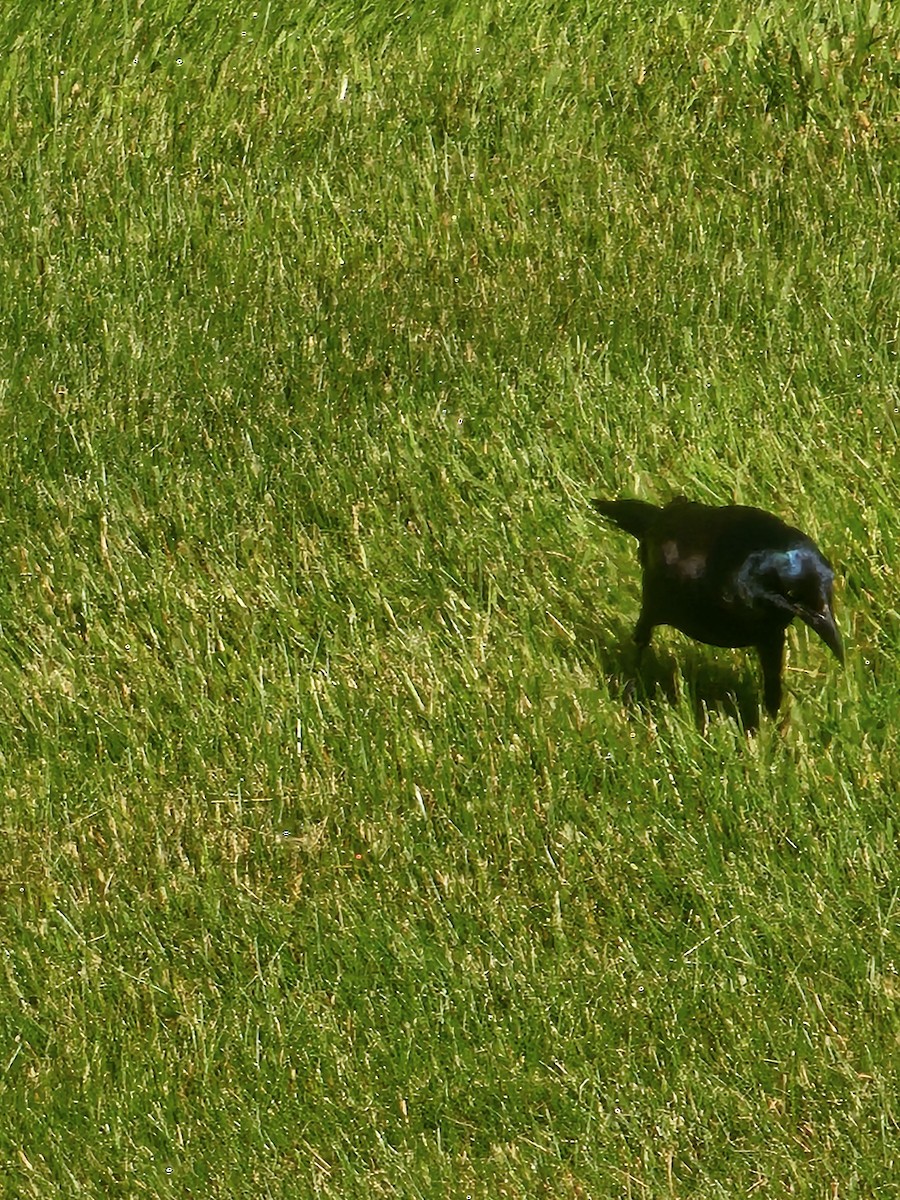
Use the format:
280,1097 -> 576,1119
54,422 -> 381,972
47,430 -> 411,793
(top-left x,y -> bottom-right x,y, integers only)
798,604 -> 844,665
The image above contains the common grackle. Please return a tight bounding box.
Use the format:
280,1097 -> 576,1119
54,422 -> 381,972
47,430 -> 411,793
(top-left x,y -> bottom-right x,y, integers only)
591,496 -> 843,716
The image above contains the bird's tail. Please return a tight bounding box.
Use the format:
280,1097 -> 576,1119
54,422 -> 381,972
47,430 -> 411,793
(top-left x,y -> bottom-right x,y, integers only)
590,498 -> 660,540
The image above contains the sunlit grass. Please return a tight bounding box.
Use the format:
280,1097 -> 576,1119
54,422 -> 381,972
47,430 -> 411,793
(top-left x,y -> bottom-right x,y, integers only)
0,1 -> 898,1195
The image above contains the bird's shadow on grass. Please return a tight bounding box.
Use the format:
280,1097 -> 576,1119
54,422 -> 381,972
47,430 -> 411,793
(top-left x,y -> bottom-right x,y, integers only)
572,614 -> 763,731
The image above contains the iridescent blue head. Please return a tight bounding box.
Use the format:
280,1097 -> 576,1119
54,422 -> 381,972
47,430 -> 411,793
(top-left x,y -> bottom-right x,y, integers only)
737,543 -> 844,662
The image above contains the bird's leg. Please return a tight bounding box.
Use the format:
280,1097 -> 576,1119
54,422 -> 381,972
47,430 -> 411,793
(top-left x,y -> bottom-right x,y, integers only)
624,613 -> 655,703
757,630 -> 786,717
632,612 -> 654,659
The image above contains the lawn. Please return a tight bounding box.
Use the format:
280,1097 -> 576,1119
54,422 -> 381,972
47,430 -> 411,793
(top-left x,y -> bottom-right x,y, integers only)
1,1 -> 898,1195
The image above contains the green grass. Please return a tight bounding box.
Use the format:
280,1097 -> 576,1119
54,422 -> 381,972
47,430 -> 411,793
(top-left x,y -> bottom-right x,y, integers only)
1,0 -> 899,1194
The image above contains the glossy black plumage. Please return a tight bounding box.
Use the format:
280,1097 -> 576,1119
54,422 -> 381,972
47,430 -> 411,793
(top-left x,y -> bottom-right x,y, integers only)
591,496 -> 843,715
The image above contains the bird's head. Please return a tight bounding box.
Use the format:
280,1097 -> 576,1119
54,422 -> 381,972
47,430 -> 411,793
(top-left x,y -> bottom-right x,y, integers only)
738,544 -> 844,663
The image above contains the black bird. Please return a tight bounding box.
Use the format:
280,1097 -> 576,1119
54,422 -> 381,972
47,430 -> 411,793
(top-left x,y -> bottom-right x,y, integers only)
591,496 -> 843,716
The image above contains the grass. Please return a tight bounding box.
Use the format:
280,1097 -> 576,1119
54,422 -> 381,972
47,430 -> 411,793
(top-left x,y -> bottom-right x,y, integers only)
0,0 -> 899,1194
